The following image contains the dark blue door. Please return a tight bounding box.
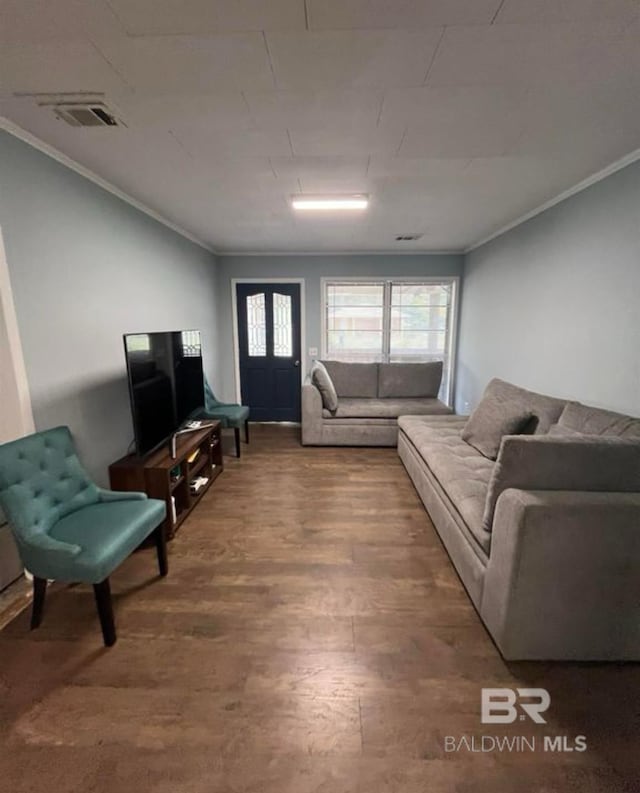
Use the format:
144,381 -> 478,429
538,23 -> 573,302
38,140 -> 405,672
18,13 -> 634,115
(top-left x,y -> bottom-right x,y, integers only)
236,283 -> 301,422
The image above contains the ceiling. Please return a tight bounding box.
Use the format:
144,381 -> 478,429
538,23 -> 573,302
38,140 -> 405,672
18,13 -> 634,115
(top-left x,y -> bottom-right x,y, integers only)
1,0 -> 639,253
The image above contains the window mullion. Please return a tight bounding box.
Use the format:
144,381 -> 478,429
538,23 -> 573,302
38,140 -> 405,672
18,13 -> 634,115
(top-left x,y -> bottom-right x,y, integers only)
382,281 -> 392,363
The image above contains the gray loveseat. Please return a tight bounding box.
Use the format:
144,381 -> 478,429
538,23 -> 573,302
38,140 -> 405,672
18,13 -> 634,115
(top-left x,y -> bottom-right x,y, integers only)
302,360 -> 451,446
398,378 -> 640,661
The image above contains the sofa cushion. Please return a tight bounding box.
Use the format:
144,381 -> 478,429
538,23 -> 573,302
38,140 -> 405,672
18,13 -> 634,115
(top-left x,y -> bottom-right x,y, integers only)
323,417 -> 397,426
378,362 -> 443,399
322,398 -> 451,420
476,378 -> 567,435
322,361 -> 378,398
558,401 -> 640,439
482,434 -> 640,532
399,415 -> 494,553
547,423 -> 582,437
462,398 -> 533,460
311,361 -> 338,412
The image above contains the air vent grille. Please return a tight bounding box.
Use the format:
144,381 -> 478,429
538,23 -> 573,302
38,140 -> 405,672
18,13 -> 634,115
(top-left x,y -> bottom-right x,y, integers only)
52,102 -> 121,128
395,234 -> 423,241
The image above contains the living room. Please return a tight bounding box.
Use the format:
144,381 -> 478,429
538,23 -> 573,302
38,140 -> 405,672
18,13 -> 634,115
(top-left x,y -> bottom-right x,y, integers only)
0,2 -> 639,791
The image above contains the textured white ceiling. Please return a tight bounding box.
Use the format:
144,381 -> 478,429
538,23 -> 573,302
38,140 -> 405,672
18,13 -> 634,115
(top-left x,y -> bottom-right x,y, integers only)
1,0 -> 639,252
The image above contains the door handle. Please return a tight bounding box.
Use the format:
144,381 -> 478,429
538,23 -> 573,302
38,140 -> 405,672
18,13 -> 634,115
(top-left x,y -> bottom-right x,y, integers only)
294,360 -> 300,367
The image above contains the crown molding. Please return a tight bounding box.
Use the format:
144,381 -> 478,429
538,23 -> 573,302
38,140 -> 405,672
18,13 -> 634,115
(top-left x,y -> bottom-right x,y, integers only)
217,249 -> 463,257
466,146 -> 640,254
0,117 -> 216,255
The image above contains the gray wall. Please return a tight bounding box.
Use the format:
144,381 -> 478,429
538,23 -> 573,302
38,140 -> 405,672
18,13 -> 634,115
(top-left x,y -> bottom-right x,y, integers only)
0,131 -> 219,484
456,160 -> 640,416
215,253 -> 464,401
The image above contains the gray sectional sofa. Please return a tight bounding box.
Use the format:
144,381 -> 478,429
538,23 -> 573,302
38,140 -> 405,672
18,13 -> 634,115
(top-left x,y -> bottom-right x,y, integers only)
398,378 -> 640,661
302,360 -> 451,446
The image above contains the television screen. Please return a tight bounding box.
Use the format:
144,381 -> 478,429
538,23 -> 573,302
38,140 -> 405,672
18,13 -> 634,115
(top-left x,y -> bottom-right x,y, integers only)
124,330 -> 204,456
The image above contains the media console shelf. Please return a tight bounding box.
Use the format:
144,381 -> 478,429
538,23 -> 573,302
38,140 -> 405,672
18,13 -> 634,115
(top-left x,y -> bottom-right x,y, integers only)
109,422 -> 223,539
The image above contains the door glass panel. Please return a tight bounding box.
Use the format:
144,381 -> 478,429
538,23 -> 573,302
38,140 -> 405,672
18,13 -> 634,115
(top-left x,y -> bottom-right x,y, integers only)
246,293 -> 266,356
180,329 -> 202,357
273,293 -> 293,357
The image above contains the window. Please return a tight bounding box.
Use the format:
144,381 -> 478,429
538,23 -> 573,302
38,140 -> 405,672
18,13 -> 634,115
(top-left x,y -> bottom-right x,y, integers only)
125,333 -> 151,354
325,281 -> 384,359
323,278 -> 458,404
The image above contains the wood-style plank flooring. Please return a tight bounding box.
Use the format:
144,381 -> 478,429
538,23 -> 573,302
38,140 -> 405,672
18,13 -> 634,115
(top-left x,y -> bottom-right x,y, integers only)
0,425 -> 638,792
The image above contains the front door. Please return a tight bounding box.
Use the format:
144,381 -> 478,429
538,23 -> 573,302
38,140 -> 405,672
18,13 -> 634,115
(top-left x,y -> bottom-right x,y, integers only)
236,283 -> 301,422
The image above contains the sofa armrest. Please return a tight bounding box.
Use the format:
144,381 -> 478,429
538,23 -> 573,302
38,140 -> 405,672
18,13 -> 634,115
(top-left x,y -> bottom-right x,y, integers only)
481,488 -> 640,660
301,381 -> 323,445
24,532 -> 82,559
482,434 -> 640,531
98,488 -> 147,503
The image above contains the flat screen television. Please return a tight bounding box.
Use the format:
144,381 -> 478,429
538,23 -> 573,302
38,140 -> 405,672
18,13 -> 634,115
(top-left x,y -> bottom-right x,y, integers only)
124,329 -> 205,456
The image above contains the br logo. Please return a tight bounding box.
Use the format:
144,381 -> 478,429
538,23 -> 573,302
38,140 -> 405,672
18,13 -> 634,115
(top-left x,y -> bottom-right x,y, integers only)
481,688 -> 551,724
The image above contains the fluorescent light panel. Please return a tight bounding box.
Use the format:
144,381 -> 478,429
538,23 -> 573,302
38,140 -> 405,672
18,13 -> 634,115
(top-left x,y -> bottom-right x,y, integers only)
291,194 -> 369,211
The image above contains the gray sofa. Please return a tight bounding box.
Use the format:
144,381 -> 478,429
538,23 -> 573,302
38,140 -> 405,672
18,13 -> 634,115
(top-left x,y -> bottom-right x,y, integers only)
302,360 -> 451,446
398,378 -> 640,661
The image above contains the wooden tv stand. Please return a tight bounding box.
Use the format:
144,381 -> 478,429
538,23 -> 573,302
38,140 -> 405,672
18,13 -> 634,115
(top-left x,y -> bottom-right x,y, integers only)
108,422 -> 223,539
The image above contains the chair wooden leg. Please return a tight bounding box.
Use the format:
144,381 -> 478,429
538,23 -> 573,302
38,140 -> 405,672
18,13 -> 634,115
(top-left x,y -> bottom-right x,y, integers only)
93,578 -> 116,647
31,577 -> 47,629
234,426 -> 241,458
155,524 -> 168,577
245,419 -> 250,444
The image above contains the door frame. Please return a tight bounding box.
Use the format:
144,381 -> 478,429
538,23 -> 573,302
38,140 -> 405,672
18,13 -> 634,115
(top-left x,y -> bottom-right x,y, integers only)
231,278 -> 306,406
0,226 -> 35,443
0,226 -> 35,589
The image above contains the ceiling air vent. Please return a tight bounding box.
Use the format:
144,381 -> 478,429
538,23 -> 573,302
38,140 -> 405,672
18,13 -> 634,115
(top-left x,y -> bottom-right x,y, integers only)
52,102 -> 121,128
395,233 -> 423,241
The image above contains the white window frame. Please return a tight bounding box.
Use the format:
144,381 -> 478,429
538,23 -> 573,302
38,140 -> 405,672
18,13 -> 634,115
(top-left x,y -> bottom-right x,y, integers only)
320,276 -> 459,406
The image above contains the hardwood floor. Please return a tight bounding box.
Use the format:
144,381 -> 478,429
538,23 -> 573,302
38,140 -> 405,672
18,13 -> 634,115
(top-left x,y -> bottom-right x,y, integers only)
0,424 -> 637,792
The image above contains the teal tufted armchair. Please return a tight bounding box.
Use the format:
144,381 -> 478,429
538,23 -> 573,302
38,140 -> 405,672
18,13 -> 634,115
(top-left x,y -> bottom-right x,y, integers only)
0,426 -> 167,646
194,378 -> 250,457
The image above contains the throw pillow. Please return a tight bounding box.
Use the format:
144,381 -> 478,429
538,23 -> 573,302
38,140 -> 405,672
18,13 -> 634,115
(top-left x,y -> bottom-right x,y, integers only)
473,378 -> 565,435
461,398 -> 533,460
311,361 -> 339,413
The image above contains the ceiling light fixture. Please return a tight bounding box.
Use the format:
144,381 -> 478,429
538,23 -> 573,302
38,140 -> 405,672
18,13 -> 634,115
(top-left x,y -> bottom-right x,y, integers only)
291,194 -> 369,211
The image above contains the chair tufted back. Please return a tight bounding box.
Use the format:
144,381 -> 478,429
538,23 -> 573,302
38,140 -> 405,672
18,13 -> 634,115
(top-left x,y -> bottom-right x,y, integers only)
0,426 -> 100,547
204,377 -> 221,412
